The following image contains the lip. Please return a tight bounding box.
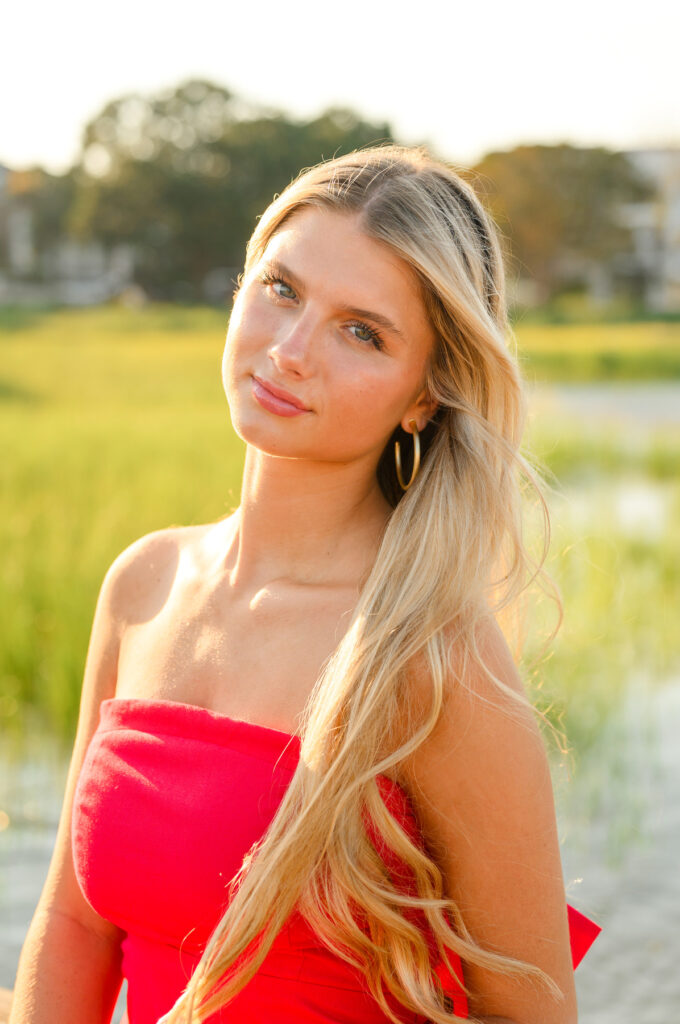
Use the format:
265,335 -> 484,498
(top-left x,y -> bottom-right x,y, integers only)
251,376 -> 311,411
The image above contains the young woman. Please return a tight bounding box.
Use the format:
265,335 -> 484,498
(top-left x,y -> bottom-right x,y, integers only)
10,144 -> 600,1024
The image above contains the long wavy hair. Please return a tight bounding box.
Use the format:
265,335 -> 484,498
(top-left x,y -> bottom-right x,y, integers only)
159,144 -> 563,1024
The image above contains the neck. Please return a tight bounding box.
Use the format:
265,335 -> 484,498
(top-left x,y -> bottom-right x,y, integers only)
218,445 -> 393,590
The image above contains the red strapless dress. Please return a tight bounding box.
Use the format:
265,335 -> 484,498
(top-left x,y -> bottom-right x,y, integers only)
71,698 -> 601,1023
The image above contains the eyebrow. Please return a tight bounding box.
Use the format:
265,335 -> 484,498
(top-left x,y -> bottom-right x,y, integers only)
261,258 -> 406,341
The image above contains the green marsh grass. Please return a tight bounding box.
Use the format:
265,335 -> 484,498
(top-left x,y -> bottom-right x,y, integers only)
514,321 -> 680,382
2,305 -> 679,776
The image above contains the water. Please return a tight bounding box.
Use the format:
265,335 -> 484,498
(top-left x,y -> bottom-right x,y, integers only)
531,382 -> 680,428
551,475 -> 675,541
0,741 -> 129,1022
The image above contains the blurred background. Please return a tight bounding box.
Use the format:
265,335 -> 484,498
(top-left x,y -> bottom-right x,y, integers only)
1,2 -> 678,1021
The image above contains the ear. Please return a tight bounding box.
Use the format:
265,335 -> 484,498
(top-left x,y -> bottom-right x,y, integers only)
402,391 -> 440,433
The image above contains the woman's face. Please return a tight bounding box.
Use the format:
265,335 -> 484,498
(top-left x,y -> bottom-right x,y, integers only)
222,205 -> 439,469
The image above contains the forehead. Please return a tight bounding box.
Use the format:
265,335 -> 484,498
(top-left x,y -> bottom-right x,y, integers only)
260,206 -> 434,346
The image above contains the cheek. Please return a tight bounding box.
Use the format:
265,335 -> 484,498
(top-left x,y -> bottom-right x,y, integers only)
221,322 -> 237,384
222,301 -> 261,373
325,365 -> 409,431
221,317 -> 251,400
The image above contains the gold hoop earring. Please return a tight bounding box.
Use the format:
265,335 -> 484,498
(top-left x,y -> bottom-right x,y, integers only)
394,419 -> 420,491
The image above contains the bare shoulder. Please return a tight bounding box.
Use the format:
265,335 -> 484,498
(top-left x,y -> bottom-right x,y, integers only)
65,520 -> 195,753
400,613 -> 576,1022
102,524 -> 198,629
78,524 -> 191,709
401,613 -> 537,782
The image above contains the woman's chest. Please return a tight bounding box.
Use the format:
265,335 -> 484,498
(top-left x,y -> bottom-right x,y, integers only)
71,701 -> 300,954
114,572 -> 358,734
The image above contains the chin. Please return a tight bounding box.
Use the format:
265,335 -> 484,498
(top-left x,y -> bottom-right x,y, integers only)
229,408 -> 299,456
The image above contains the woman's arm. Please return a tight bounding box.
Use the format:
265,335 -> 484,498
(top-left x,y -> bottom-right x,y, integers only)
402,614 -> 577,1024
8,539 -> 147,1023
9,910 -> 124,1024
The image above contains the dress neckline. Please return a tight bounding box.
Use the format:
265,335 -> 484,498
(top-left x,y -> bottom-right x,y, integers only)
98,699 -> 416,805
102,696 -> 301,744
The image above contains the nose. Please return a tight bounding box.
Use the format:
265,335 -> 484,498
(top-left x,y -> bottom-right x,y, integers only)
267,311 -> 317,377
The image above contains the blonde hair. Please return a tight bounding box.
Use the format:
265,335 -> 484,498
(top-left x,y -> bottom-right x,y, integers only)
160,144 -> 562,1023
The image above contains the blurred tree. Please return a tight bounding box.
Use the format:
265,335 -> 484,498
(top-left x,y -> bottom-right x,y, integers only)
469,144 -> 654,302
68,79 -> 394,299
8,86 -> 656,308
76,79 -> 263,175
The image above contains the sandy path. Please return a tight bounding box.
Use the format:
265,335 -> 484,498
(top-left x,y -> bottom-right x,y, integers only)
561,678 -> 680,1022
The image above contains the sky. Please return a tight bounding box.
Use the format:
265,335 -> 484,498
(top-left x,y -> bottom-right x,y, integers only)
2,0 -> 678,174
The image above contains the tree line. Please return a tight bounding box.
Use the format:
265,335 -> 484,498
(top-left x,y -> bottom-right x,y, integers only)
2,78 -> 654,305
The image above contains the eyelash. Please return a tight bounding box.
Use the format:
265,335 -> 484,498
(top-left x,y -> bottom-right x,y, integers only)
258,270 -> 386,352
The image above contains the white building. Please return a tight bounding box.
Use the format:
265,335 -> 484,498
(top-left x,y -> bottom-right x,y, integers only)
0,164 -> 136,306
615,147 -> 680,312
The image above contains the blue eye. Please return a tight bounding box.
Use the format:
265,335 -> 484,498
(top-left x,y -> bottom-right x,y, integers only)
258,269 -> 385,352
259,270 -> 296,300
348,321 -> 385,351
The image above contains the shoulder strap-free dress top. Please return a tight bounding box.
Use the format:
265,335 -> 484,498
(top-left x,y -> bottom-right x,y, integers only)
71,698 -> 601,1024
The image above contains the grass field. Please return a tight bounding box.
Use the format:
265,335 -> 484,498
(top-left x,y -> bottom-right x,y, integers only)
1,305 -> 679,778
515,321 -> 680,382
